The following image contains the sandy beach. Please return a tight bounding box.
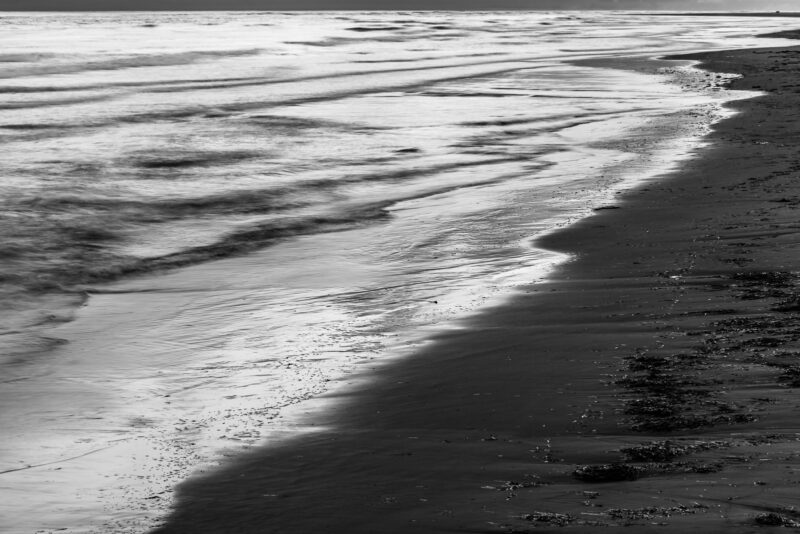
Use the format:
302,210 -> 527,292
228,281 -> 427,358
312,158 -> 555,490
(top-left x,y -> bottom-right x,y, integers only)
5,13 -> 800,534
148,37 -> 800,533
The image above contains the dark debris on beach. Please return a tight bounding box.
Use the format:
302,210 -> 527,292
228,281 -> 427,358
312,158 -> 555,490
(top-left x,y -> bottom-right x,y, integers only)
501,267 -> 800,532
612,271 -> 800,434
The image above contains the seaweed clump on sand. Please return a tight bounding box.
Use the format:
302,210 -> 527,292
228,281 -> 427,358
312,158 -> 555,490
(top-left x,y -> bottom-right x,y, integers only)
521,511 -> 574,526
612,270 -> 800,433
606,503 -> 708,521
616,352 -> 754,432
620,440 -> 728,462
731,271 -> 797,300
754,512 -> 800,527
506,511 -> 607,531
572,463 -> 641,482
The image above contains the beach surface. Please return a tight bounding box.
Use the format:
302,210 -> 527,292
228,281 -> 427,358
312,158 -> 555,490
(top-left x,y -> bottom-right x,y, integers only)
151,38 -> 800,533
10,13 -> 798,533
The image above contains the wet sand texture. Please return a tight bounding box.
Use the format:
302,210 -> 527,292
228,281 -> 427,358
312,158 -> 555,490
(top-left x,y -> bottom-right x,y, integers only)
152,42 -> 800,533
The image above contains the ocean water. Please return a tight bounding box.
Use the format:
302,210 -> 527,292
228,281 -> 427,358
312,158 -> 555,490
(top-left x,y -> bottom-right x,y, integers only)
0,10 -> 794,533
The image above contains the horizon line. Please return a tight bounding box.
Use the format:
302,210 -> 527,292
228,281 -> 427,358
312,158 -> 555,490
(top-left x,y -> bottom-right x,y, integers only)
0,8 -> 796,12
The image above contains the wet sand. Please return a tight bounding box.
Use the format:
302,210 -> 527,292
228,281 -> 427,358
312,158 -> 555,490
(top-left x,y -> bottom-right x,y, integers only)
152,41 -> 800,532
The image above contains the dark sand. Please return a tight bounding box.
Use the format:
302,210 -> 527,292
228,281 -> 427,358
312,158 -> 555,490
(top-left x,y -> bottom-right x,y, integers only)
153,42 -> 800,533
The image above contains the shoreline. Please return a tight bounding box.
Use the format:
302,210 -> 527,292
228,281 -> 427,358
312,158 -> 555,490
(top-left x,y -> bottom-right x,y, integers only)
151,39 -> 800,533
1,29 -> 754,534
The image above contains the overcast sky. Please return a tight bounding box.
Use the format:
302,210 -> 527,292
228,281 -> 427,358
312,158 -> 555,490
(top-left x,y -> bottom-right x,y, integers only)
0,0 -> 796,11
